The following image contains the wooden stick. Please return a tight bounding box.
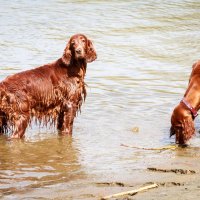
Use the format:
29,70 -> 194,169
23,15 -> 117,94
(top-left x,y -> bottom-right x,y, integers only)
101,183 -> 158,200
121,143 -> 177,151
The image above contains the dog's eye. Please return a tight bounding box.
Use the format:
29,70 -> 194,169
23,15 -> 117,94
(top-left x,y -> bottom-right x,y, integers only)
82,39 -> 85,43
71,41 -> 75,45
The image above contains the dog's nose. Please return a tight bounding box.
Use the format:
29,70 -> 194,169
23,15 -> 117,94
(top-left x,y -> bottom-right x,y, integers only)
76,48 -> 82,54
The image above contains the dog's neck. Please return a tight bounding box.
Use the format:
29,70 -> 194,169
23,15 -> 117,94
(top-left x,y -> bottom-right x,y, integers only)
72,59 -> 87,77
183,79 -> 200,118
181,98 -> 198,119
59,58 -> 87,78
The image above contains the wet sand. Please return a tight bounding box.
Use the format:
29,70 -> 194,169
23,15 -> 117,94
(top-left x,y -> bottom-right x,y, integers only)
87,147 -> 200,200
73,146 -> 200,200
2,145 -> 200,200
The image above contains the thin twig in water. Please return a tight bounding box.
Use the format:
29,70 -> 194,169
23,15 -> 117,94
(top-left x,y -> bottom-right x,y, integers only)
121,143 -> 177,151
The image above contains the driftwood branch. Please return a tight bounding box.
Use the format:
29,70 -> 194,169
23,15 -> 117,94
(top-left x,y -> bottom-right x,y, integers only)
121,143 -> 177,151
101,183 -> 158,200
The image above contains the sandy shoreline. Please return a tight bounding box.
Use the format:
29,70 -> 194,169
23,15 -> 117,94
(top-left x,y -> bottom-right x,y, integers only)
3,146 -> 199,200
81,146 -> 200,200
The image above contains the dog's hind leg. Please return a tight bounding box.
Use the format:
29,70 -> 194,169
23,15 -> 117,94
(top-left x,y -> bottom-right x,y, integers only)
10,114 -> 29,139
0,111 -> 7,135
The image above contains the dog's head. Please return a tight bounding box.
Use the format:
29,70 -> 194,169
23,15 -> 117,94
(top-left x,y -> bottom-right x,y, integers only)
62,34 -> 97,66
170,103 -> 195,146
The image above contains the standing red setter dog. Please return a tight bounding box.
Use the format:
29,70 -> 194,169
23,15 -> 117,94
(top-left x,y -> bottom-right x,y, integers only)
170,61 -> 200,145
0,34 -> 97,138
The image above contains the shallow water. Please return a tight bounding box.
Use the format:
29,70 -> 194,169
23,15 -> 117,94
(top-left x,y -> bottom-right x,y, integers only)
1,0 -> 200,199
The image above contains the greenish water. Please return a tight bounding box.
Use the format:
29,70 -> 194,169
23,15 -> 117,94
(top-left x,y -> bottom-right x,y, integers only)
1,0 -> 200,199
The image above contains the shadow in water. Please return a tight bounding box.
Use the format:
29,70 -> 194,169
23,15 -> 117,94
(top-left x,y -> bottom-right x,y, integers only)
0,135 -> 84,196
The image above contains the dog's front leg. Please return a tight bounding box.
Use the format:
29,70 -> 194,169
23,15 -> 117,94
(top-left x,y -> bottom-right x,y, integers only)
57,103 -> 77,135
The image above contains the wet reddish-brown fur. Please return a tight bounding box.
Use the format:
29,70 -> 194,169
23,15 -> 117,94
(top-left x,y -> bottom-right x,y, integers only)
0,34 -> 97,138
170,60 -> 200,145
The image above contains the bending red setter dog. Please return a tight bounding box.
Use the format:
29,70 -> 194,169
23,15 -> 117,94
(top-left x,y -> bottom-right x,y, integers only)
0,34 -> 97,138
170,61 -> 200,145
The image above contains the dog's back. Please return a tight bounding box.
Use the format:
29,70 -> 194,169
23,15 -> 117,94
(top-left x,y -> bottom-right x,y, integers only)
0,34 -> 96,138
0,59 -> 85,127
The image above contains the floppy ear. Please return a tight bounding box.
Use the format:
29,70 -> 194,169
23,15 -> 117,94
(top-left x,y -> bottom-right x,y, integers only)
170,126 -> 175,137
174,118 -> 195,145
86,39 -> 97,63
62,41 -> 71,66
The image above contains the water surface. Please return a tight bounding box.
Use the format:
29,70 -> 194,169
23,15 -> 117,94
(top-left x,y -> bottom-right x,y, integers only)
1,0 -> 200,199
